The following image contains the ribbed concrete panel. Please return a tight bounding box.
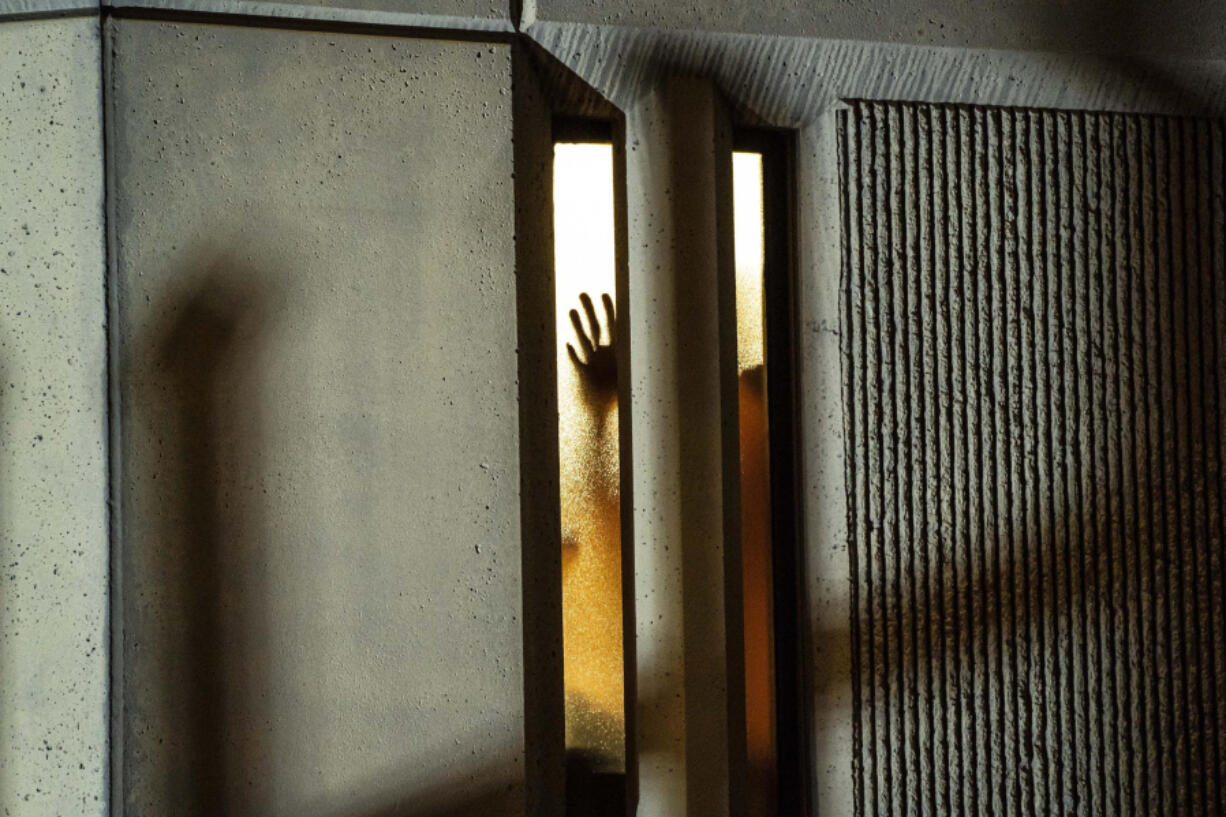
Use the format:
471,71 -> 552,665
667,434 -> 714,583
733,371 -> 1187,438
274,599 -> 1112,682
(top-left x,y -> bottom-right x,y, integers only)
839,101 -> 1226,817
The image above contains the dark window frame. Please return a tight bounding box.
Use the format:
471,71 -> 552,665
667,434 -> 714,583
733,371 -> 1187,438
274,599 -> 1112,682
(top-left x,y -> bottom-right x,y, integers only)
734,127 -> 811,817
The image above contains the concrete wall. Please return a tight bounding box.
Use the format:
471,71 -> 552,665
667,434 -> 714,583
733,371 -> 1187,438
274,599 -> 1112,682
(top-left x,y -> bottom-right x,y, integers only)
3,3 -> 1226,817
530,0 -> 1226,62
836,100 -> 1226,817
622,78 -> 744,817
107,20 -> 523,817
0,17 -> 108,817
525,15 -> 1226,817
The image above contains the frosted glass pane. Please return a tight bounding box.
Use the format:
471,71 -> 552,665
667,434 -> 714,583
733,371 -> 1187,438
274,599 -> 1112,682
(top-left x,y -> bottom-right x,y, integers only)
735,149 -> 777,817
553,142 -> 625,775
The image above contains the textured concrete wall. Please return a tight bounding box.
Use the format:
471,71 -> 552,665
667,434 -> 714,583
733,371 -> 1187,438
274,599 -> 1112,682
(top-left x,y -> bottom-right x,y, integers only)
5,6 -> 1225,817
0,0 -> 506,28
530,0 -> 1226,61
526,23 -> 1226,814
0,0 -> 97,17
198,0 -> 508,26
102,0 -> 512,32
107,20 -> 522,817
622,78 -> 744,817
0,17 -> 107,817
621,84 -> 692,816
838,100 -> 1226,816
510,45 -> 566,817
525,23 -> 1226,136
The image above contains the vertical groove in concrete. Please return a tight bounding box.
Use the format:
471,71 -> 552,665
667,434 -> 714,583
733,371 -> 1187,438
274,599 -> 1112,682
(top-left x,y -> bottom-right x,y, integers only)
838,100 -> 1226,817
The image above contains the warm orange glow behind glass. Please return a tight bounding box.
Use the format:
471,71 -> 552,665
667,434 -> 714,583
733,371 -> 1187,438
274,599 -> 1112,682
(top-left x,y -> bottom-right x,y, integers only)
553,142 -> 624,773
735,152 -> 767,372
553,145 -> 773,790
735,150 -> 777,816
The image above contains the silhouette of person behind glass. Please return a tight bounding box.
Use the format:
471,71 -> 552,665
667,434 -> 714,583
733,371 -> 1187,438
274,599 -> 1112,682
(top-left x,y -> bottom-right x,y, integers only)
561,291 -> 625,816
563,291 -> 777,816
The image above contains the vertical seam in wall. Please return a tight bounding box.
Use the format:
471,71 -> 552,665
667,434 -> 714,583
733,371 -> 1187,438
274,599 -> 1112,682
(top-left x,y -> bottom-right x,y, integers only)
100,12 -> 123,817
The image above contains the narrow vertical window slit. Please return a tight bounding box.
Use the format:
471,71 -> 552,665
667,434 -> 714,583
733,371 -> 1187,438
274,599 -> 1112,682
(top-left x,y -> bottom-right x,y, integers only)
552,121 -> 626,817
733,129 -> 806,817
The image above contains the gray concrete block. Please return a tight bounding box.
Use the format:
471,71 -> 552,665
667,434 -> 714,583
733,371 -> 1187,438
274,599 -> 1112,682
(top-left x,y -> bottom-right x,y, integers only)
107,20 -> 523,816
0,16 -> 107,817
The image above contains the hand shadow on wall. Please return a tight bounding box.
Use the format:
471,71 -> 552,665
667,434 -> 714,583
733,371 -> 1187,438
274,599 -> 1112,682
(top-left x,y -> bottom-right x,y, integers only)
133,250 -> 523,817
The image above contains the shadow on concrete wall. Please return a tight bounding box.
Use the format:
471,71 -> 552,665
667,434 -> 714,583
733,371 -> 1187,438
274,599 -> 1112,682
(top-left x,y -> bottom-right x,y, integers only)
120,12 -> 1225,815
138,254 -> 274,814
130,250 -> 525,817
1037,0 -> 1225,116
831,37 -> 1226,813
303,769 -> 521,817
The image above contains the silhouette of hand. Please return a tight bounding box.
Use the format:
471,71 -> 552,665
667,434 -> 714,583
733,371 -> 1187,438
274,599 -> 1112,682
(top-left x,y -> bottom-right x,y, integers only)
567,292 -> 617,396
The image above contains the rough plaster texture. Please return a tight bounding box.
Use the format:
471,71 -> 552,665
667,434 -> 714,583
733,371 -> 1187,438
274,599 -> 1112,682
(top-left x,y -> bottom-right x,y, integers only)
107,20 -> 523,817
0,16 -> 107,817
838,100 -> 1226,816
530,0 -> 1226,62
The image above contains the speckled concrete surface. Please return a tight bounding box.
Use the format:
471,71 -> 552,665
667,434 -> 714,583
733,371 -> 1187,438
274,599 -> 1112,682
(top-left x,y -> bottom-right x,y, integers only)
838,101 -> 1226,817
0,16 -> 107,817
188,0 -> 510,27
524,22 -> 1226,131
0,0 -> 506,28
4,4 -> 1226,816
524,18 -> 1226,816
618,78 -> 744,817
0,0 -> 97,18
104,0 -> 513,32
529,0 -> 1226,62
107,20 -> 523,816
